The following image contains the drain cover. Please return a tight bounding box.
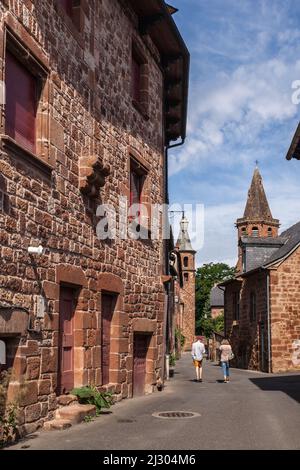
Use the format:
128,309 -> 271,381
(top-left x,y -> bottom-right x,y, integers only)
152,411 -> 200,419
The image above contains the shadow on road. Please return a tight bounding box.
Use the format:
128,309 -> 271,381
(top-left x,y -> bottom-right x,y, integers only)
249,375 -> 300,404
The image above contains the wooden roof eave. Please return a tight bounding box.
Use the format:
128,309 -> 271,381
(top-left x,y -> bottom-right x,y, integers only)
286,122 -> 300,160
128,0 -> 189,143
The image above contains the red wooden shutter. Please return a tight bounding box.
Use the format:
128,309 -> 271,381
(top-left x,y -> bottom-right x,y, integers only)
132,55 -> 141,103
5,52 -> 37,153
59,0 -> 73,17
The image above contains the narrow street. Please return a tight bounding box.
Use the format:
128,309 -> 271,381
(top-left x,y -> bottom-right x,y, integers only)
10,354 -> 300,450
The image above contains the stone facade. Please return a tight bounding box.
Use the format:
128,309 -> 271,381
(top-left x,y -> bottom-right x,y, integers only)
223,169 -> 300,373
269,250 -> 300,372
0,0 -> 189,435
178,251 -> 196,351
176,217 -> 196,351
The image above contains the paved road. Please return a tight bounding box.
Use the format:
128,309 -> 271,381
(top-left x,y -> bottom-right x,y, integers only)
10,354 -> 300,450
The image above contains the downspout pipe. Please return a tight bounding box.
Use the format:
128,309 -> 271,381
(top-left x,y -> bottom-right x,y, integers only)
163,138 -> 185,274
267,270 -> 272,373
164,138 -> 185,205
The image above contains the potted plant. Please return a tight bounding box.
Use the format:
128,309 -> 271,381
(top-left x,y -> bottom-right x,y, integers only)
169,354 -> 176,378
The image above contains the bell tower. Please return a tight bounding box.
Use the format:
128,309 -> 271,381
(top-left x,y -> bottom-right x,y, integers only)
177,215 -> 196,351
236,167 -> 279,272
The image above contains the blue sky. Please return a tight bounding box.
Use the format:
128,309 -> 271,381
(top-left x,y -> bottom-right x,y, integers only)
169,0 -> 300,268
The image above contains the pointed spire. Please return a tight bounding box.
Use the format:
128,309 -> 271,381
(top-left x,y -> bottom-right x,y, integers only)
243,168 -> 274,220
176,215 -> 195,252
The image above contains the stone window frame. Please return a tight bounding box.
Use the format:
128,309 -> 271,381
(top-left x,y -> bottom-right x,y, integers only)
131,40 -> 150,119
0,15 -> 53,170
183,256 -> 189,268
55,0 -> 86,41
126,147 -> 151,232
252,227 -> 259,237
184,273 -> 189,283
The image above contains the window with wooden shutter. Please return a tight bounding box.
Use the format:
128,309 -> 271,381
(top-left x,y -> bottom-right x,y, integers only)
129,158 -> 147,225
5,51 -> 37,153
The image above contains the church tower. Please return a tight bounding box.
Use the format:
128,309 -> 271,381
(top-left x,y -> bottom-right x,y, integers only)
177,215 -> 196,351
236,167 -> 279,272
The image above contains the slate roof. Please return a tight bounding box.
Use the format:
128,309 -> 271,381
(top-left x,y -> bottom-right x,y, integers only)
238,221 -> 300,277
210,286 -> 224,307
264,221 -> 300,266
240,237 -> 286,246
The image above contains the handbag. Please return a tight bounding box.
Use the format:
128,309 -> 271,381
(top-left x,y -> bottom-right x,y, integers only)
228,351 -> 234,360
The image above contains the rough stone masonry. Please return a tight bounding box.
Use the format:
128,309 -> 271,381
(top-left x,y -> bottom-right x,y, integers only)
0,0 -> 189,435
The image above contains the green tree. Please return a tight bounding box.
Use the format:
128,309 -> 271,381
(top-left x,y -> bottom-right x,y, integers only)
214,313 -> 224,333
195,263 -> 235,336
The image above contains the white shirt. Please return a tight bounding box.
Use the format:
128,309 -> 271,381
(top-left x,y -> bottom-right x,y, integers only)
191,341 -> 206,360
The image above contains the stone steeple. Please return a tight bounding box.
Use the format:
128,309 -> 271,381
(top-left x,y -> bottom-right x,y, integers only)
236,168 -> 279,238
236,167 -> 280,271
176,216 -> 196,253
176,215 -> 196,351
243,168 -> 274,221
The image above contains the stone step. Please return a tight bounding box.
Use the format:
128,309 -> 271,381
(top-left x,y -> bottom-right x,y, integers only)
55,404 -> 96,424
57,394 -> 78,406
44,419 -> 72,431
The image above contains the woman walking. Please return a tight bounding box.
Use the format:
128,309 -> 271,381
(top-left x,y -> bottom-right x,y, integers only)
219,339 -> 233,383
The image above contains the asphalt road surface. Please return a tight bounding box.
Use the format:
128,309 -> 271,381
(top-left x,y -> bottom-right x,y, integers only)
9,353 -> 300,450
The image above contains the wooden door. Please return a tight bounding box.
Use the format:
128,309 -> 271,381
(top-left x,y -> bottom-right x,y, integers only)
101,294 -> 115,385
58,287 -> 76,395
133,334 -> 150,396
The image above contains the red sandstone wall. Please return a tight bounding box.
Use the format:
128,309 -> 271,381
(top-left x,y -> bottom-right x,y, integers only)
270,250 -> 300,372
0,0 -> 165,435
225,272 -> 268,371
180,252 -> 195,351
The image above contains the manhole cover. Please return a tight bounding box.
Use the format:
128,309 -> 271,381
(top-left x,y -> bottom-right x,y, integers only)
152,411 -> 200,419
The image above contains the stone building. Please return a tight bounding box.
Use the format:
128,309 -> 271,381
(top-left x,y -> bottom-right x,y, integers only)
210,285 -> 224,319
0,0 -> 189,434
221,168 -> 300,373
176,215 -> 196,351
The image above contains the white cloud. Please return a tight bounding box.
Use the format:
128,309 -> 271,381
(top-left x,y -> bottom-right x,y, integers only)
170,54 -> 299,176
171,0 -> 300,266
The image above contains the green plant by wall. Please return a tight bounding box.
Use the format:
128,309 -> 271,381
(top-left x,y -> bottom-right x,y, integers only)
175,328 -> 186,349
169,354 -> 176,368
0,369 -> 19,448
71,386 -> 113,415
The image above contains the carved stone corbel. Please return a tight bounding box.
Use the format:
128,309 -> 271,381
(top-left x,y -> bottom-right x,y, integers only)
79,155 -> 110,198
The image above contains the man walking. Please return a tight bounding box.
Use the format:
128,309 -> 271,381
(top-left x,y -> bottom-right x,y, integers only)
191,336 -> 206,382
